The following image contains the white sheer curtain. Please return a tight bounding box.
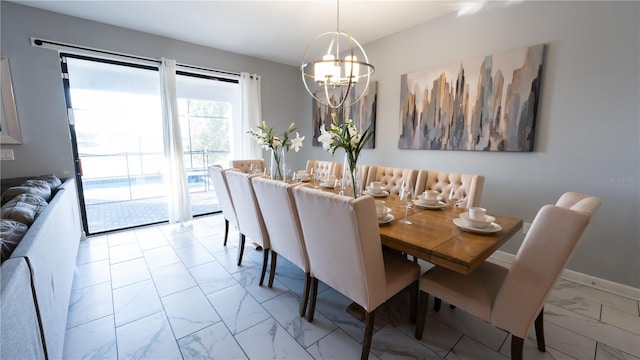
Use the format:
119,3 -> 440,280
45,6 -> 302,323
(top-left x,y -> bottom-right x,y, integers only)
160,58 -> 192,223
240,72 -> 262,159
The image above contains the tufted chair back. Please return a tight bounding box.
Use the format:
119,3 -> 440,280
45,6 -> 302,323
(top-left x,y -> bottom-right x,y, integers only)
415,171 -> 484,208
230,159 -> 266,174
305,160 -> 338,182
366,166 -> 418,195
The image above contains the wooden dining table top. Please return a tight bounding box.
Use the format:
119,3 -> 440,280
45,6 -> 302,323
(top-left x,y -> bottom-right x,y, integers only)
375,194 -> 522,275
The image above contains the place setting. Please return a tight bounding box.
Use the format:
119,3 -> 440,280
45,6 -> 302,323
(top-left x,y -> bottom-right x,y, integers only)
453,206 -> 502,234
375,200 -> 394,224
292,170 -> 311,182
363,181 -> 389,197
413,190 -> 446,209
319,175 -> 339,189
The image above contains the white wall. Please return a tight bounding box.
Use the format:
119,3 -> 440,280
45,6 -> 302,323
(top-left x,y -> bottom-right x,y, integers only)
0,2 -> 302,179
308,1 -> 640,288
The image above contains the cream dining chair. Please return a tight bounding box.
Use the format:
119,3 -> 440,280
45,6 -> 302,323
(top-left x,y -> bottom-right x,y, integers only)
225,170 -> 271,285
293,186 -> 420,360
365,166 -> 418,195
414,170 -> 484,208
415,192 -> 601,360
208,165 -> 239,246
230,159 -> 266,174
251,177 -> 311,316
305,160 -> 337,183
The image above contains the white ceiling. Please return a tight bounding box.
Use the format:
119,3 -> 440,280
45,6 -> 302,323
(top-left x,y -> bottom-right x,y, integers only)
13,0 -> 473,66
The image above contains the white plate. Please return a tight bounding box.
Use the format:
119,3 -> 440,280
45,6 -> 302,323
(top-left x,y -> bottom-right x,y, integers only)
453,218 -> 502,234
459,212 -> 495,228
299,177 -> 311,182
320,183 -> 335,188
364,190 -> 389,197
378,214 -> 394,224
413,200 -> 446,209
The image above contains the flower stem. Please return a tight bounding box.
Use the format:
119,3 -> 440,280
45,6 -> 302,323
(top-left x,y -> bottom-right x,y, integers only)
273,150 -> 282,180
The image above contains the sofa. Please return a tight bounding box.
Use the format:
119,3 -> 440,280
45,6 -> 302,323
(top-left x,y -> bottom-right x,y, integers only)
1,175 -> 83,359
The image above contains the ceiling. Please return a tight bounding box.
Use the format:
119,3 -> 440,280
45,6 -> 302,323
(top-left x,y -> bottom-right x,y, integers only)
12,0 -> 474,66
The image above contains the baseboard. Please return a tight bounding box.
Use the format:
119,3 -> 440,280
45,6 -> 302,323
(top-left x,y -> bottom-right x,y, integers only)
488,251 -> 640,301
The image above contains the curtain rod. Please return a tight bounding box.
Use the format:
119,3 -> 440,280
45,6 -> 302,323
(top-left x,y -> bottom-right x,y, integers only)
31,37 -> 244,79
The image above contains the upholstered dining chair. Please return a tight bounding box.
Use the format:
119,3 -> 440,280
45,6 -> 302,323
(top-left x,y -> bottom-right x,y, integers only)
208,165 -> 239,247
293,186 -> 420,360
305,160 -> 338,183
415,192 -> 601,360
251,177 -> 311,316
230,159 -> 266,174
225,170 -> 271,285
365,166 -> 418,196
414,170 -> 484,208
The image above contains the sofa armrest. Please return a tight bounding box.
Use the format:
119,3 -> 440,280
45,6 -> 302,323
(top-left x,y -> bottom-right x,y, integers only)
1,258 -> 46,360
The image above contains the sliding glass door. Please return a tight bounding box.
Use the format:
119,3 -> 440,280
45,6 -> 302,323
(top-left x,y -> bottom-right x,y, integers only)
62,54 -> 239,234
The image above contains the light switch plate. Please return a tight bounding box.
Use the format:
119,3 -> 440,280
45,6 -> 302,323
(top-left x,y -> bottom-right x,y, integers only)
0,149 -> 15,160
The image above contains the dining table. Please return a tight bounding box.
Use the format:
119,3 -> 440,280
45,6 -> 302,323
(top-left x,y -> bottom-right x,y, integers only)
375,194 -> 522,275
313,182 -> 523,275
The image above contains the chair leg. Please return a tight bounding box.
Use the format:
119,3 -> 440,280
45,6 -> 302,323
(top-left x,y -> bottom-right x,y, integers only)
300,272 -> 311,317
414,291 -> 429,340
268,251 -> 278,288
534,307 -> 546,352
361,309 -> 376,360
434,297 -> 442,311
259,248 -> 270,286
409,280 -> 418,324
236,233 -> 246,266
511,335 -> 524,360
307,277 -> 319,322
223,219 -> 229,246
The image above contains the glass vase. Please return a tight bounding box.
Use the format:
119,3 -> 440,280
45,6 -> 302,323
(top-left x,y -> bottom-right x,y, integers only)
280,146 -> 287,182
270,149 -> 283,180
341,153 -> 361,198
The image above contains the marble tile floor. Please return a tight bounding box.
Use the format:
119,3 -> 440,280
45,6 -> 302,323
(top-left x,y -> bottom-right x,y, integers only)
64,214 -> 640,360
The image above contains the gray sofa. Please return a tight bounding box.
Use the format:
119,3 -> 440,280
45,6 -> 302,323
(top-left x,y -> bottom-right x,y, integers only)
1,177 -> 83,359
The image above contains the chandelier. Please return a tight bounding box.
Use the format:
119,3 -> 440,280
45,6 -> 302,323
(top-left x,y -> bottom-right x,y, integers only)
301,0 -> 375,109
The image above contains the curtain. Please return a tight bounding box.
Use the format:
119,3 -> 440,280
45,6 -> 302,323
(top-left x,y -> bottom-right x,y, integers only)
160,58 -> 192,223
240,72 -> 262,159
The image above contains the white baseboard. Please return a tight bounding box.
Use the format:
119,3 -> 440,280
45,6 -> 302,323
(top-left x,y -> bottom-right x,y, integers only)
488,251 -> 640,301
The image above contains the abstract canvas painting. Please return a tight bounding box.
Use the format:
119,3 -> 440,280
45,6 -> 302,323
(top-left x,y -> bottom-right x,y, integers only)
312,81 -> 377,148
398,44 -> 544,151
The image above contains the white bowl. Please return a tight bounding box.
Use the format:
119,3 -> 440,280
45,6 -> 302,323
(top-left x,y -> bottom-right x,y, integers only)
459,212 -> 495,229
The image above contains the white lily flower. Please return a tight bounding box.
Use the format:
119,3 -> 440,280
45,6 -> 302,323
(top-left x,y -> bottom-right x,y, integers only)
350,133 -> 361,147
290,133 -> 305,152
318,125 -> 334,151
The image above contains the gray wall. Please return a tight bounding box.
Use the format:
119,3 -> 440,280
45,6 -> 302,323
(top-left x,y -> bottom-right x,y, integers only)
304,1 -> 640,288
2,2 -> 639,289
0,2 -> 303,180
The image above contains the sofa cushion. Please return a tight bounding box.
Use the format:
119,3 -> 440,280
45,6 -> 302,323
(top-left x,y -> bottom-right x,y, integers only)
0,220 -> 28,261
1,193 -> 48,226
1,180 -> 52,205
35,174 -> 62,192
